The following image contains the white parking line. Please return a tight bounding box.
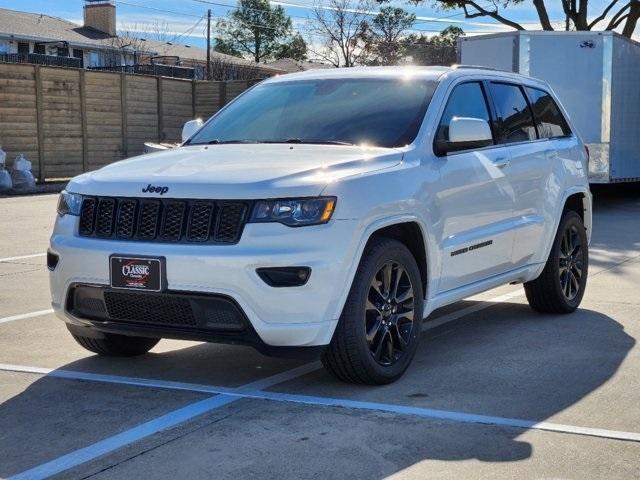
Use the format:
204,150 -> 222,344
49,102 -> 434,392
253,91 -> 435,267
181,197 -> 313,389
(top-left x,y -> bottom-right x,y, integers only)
0,309 -> 54,325
0,288 -> 525,478
0,253 -> 46,263
6,362 -> 321,480
3,363 -> 640,445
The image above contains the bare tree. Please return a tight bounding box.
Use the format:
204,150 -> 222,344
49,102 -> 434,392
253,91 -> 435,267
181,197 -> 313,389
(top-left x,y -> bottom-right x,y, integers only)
207,57 -> 269,80
307,0 -> 373,67
103,23 -> 154,66
148,19 -> 175,43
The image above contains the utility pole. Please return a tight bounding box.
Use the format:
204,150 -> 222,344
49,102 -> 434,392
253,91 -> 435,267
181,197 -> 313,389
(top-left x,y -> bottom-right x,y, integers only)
206,9 -> 212,80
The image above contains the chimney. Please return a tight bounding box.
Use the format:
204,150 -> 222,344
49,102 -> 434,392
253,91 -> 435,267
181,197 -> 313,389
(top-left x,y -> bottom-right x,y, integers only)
83,0 -> 116,36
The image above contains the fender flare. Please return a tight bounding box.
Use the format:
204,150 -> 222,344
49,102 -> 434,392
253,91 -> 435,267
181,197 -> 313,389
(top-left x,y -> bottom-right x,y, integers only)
328,214 -> 436,321
531,186 -> 592,280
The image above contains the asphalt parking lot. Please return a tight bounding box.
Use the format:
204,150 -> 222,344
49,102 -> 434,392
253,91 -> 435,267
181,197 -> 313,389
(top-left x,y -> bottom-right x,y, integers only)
1,186 -> 639,479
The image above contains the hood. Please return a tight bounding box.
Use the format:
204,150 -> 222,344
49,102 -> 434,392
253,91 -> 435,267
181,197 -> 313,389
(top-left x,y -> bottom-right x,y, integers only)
68,144 -> 403,199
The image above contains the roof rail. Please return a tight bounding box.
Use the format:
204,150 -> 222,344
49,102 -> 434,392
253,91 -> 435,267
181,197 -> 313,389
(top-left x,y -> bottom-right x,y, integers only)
452,64 -> 512,73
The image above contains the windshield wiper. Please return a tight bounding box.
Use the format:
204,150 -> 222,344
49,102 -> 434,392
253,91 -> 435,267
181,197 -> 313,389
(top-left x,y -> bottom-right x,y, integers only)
260,138 -> 355,146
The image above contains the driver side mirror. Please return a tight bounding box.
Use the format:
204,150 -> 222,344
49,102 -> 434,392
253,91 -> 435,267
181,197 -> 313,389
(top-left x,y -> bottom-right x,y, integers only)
182,118 -> 204,144
436,117 -> 493,155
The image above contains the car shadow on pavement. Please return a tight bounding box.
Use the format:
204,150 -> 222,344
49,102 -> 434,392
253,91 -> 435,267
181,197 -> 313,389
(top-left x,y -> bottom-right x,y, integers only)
0,300 -> 634,477
590,184 -> 640,272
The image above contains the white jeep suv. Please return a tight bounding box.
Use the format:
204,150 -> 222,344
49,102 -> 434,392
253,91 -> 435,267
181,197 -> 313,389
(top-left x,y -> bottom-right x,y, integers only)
50,66 -> 591,384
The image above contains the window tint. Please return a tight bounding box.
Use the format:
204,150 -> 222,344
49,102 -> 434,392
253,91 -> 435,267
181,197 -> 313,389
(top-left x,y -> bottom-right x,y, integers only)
489,83 -> 537,144
526,87 -> 571,138
436,82 -> 491,146
189,78 -> 437,149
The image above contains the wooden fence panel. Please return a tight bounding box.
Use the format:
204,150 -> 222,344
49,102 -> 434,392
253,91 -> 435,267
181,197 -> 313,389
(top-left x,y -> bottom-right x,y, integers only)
194,81 -> 224,120
160,78 -> 193,143
225,80 -> 251,103
83,71 -> 123,171
40,67 -> 83,178
0,63 -> 256,180
126,75 -> 158,156
0,64 -> 40,178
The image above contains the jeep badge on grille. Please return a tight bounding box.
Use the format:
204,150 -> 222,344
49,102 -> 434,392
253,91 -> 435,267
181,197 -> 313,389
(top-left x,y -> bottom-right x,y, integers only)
142,184 -> 169,195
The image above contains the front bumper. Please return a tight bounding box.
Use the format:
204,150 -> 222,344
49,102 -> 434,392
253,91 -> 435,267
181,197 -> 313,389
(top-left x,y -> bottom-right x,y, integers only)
50,215 -> 360,348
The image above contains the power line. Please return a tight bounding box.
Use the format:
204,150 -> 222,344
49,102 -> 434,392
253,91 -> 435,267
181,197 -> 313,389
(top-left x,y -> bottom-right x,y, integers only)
116,1 -> 202,18
116,0 -> 498,40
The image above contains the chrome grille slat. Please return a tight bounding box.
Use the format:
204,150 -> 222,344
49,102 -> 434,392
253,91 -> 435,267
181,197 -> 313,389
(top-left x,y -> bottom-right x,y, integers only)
78,196 -> 248,244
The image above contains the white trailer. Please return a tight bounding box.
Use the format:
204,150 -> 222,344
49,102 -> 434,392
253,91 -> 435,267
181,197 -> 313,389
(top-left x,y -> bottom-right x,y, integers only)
458,31 -> 640,183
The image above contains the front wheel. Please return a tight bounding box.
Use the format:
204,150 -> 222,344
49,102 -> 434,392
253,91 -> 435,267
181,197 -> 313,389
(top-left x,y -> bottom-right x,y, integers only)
322,238 -> 424,385
524,210 -> 589,313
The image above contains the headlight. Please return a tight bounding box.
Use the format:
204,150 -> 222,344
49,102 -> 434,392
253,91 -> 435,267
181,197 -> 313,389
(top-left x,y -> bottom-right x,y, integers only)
249,197 -> 336,227
57,190 -> 83,217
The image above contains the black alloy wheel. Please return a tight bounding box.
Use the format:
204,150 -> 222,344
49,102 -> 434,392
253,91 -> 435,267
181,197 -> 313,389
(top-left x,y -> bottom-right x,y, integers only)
558,224 -> 585,301
524,210 -> 589,314
321,237 -> 424,385
366,261 -> 416,366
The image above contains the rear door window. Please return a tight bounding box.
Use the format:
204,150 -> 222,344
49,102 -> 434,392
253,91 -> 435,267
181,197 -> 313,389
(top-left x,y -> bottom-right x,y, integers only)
525,87 -> 572,138
488,83 -> 537,144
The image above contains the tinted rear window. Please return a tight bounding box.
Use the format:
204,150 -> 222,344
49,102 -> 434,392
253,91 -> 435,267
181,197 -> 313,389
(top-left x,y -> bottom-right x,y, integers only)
489,83 -> 537,144
526,87 -> 572,138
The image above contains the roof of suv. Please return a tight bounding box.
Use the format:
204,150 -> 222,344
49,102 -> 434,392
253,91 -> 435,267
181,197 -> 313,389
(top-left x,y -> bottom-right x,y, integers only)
264,65 -> 536,85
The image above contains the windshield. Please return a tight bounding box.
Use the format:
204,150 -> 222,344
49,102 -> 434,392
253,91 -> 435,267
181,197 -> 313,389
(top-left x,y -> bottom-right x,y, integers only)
188,78 -> 438,148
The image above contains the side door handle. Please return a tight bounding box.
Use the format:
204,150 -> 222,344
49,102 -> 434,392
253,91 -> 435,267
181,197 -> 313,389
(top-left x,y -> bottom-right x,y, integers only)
493,157 -> 511,168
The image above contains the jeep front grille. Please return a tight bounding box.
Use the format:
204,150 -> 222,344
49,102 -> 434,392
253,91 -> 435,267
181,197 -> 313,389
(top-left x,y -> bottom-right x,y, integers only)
78,196 -> 250,244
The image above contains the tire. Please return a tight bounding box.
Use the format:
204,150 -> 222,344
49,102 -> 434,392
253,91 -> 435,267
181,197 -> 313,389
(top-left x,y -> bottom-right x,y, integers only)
524,210 -> 588,314
322,237 -> 424,385
70,330 -> 160,356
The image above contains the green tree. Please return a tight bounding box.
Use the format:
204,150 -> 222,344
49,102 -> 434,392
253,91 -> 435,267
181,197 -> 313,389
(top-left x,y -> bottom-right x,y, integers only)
365,6 -> 416,65
403,25 -> 464,66
275,33 -> 308,61
214,0 -> 305,62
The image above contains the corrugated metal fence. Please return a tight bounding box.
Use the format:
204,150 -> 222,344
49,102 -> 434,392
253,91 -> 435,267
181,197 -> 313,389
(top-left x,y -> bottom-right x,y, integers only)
0,63 -> 258,181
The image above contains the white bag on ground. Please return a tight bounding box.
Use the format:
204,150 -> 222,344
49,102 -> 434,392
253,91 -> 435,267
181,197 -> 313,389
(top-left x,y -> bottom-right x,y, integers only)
0,147 -> 11,193
10,153 -> 36,193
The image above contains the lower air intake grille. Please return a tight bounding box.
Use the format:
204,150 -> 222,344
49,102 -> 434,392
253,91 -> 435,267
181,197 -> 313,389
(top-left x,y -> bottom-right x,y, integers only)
78,197 -> 250,244
68,286 -> 248,332
104,291 -> 197,326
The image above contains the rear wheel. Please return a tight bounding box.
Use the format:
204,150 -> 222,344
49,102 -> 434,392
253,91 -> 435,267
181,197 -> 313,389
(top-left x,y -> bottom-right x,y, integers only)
70,330 -> 159,356
322,238 -> 424,385
524,210 -> 588,313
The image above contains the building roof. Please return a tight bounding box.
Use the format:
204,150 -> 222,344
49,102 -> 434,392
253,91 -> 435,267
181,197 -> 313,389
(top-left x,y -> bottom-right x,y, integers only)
0,7 -> 116,49
141,39 -> 283,73
0,7 -> 285,72
265,58 -> 333,73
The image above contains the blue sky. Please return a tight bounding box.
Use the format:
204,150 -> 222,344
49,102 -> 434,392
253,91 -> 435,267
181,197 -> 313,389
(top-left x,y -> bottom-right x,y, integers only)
0,0 -> 625,49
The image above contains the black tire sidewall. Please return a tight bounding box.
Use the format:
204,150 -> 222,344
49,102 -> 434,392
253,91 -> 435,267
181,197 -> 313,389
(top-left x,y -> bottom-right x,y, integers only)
549,211 -> 589,310
347,239 -> 424,382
